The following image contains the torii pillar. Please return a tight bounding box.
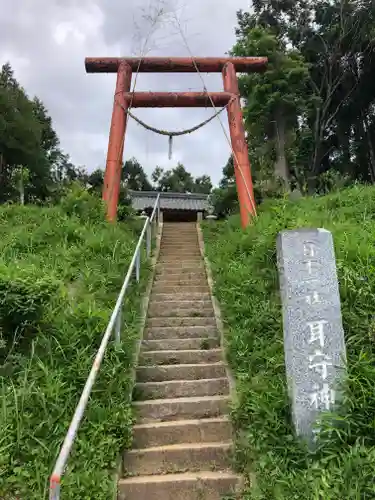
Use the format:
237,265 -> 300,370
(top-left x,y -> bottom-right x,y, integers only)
85,56 -> 267,228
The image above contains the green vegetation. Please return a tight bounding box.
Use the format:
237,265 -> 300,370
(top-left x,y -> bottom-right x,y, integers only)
0,61 -> 212,211
234,0 -> 375,191
151,163 -> 212,194
203,185 -> 375,499
212,0 -> 375,217
0,190 -> 149,499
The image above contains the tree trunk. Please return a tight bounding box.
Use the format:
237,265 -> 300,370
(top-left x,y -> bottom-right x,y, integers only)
17,166 -> 25,205
274,110 -> 290,191
20,183 -> 24,205
19,171 -> 24,205
309,139 -> 323,194
363,113 -> 375,183
337,125 -> 351,176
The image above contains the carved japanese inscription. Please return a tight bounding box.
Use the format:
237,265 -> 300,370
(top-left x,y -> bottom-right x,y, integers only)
277,228 -> 346,446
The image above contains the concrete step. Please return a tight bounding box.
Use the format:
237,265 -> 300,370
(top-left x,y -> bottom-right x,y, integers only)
162,229 -> 197,232
156,262 -> 203,269
162,234 -> 198,237
156,266 -> 203,272
147,317 -> 216,328
161,235 -> 198,239
148,300 -> 211,310
118,471 -> 240,500
133,395 -> 229,422
154,277 -> 207,285
159,252 -> 201,258
160,248 -> 199,252
134,377 -> 229,400
136,363 -> 226,382
154,271 -> 207,280
160,243 -> 200,248
163,229 -> 197,233
162,227 -> 197,229
143,326 -> 217,340
141,337 -> 219,351
153,278 -> 208,287
157,260 -> 202,266
162,230 -> 198,233
160,246 -> 200,251
161,237 -> 199,241
159,258 -> 202,262
162,233 -> 198,236
148,307 -> 213,319
124,442 -> 233,476
155,271 -> 206,279
161,240 -> 198,243
160,243 -> 200,246
162,230 -> 198,234
151,292 -> 211,302
159,253 -> 201,257
159,235 -> 198,238
139,349 -> 222,366
132,416 -> 232,448
152,285 -> 209,294
161,243 -> 199,246
153,277 -> 208,292
161,247 -> 199,250
155,263 -> 205,271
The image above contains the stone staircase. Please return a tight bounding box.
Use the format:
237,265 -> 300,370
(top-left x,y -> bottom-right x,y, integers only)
118,222 -> 240,499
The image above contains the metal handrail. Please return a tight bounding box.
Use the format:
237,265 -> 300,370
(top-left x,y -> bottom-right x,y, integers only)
49,194 -> 161,500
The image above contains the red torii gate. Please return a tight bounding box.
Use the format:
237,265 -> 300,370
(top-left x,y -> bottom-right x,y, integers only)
85,56 -> 267,228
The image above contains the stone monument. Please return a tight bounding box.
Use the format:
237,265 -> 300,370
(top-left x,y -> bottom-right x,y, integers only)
276,228 -> 346,445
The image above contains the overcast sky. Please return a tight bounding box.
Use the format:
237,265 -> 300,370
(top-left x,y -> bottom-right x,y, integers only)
0,0 -> 251,186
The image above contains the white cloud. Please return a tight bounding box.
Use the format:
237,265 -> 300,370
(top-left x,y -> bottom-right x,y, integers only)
0,0 -> 252,186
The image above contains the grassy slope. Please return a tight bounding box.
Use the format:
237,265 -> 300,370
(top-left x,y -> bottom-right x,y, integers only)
203,185 -> 375,500
0,200 -> 149,499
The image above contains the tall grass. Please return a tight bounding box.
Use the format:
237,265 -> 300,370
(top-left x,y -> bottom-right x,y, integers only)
203,185 -> 375,499
0,194 -> 149,499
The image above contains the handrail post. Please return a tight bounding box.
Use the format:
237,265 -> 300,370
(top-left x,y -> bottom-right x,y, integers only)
135,249 -> 140,283
146,222 -> 152,258
157,196 -> 161,226
49,476 -> 60,500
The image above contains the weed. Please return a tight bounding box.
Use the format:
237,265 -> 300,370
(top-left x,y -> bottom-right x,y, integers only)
131,385 -> 144,402
0,198 -> 150,499
200,339 -> 210,350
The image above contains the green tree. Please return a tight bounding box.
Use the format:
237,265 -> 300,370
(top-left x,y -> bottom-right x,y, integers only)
0,64 -> 44,202
210,156 -> 238,217
151,165 -> 164,186
32,97 -> 61,167
12,165 -> 30,205
152,163 -> 212,194
233,1 -> 375,192
0,62 -> 67,203
194,175 -> 212,194
154,163 -> 194,192
232,22 -> 311,191
220,156 -> 235,189
299,0 -> 375,186
122,157 -> 152,191
87,168 -> 104,194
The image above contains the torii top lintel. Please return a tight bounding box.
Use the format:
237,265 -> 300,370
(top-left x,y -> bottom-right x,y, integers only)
85,56 -> 267,73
